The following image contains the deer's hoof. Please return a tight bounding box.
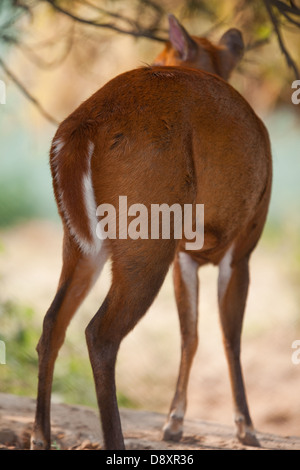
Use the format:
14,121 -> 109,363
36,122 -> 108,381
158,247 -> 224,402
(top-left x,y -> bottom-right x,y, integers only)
30,430 -> 50,450
237,429 -> 260,447
162,415 -> 183,442
235,414 -> 260,447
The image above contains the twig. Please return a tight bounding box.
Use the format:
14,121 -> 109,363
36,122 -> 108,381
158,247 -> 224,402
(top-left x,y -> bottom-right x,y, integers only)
0,57 -> 59,126
263,0 -> 299,79
245,36 -> 271,52
13,29 -> 74,70
43,0 -> 166,42
270,0 -> 300,16
80,0 -> 139,29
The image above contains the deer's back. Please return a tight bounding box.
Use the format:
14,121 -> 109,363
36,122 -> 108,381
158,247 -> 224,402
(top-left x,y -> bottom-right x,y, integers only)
56,66 -> 272,259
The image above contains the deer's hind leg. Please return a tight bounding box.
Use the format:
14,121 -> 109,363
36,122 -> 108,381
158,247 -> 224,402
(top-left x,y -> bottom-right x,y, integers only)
85,238 -> 177,450
31,232 -> 108,450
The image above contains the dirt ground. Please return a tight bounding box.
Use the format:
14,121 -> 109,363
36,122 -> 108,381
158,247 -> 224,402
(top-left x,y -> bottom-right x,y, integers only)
0,221 -> 300,450
0,392 -> 300,450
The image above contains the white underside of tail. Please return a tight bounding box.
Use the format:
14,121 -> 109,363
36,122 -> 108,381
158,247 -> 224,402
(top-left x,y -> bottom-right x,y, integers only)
82,140 -> 103,254
52,137 -> 103,256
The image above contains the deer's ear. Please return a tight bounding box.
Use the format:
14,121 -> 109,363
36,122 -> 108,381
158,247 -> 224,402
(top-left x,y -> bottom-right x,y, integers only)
168,14 -> 197,61
219,28 -> 244,62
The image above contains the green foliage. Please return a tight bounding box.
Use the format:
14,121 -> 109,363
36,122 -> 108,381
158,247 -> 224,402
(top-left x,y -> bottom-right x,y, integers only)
0,297 -> 95,404
0,296 -> 137,409
0,299 -> 39,395
0,112 -> 58,228
117,391 -> 139,409
0,168 -> 47,227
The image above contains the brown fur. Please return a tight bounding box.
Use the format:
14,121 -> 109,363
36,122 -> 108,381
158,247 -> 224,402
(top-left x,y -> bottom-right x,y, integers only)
31,16 -> 272,450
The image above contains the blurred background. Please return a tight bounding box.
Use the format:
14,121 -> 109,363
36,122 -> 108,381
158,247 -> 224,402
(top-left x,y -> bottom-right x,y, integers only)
0,0 -> 299,439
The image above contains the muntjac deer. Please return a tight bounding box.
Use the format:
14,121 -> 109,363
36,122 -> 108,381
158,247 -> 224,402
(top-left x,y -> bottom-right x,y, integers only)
31,15 -> 272,450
